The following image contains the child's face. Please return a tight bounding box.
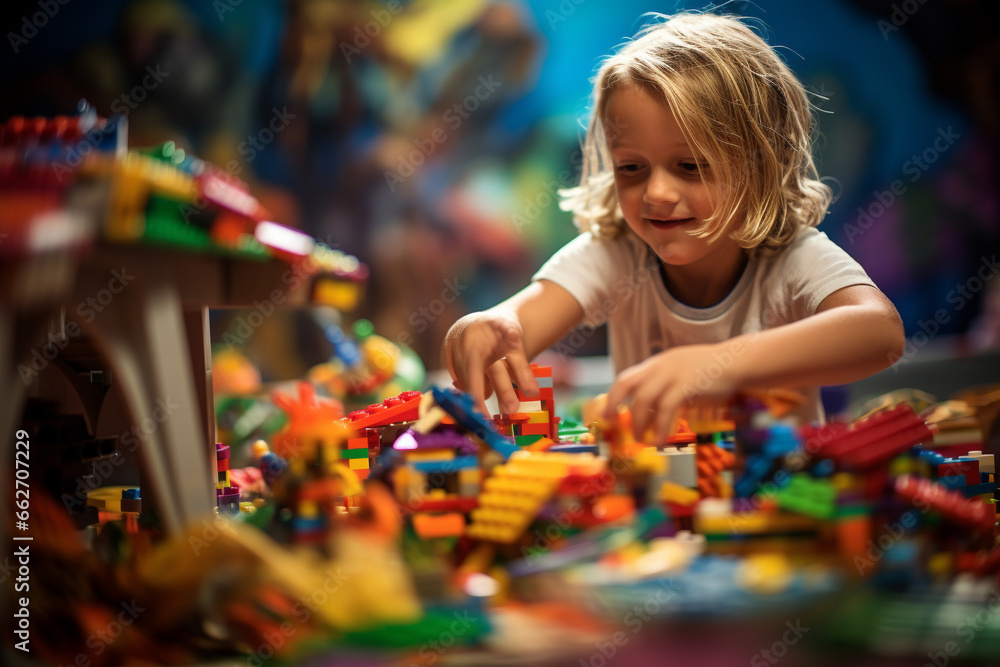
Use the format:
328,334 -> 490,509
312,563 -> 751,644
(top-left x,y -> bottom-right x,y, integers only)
604,85 -> 739,269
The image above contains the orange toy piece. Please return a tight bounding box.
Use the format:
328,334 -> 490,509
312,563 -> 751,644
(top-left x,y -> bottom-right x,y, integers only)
271,382 -> 348,459
413,512 -> 466,539
696,443 -> 735,498
739,388 -> 808,418
600,407 -> 647,458
525,437 -> 555,452
343,390 -> 422,430
668,418 -> 696,445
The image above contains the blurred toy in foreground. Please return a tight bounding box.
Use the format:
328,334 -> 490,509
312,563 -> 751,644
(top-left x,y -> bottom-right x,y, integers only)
308,317 -> 425,407
15,480 -> 425,666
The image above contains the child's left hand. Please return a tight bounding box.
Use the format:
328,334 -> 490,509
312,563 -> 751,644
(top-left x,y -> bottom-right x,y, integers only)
602,342 -> 743,443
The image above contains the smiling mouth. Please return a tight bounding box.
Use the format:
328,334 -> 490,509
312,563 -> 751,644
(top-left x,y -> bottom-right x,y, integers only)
646,217 -> 694,226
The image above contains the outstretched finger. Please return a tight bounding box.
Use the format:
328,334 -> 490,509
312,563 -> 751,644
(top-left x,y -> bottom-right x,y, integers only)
487,361 -> 520,415
651,394 -> 680,446
505,349 -> 539,399
604,368 -> 640,421
464,353 -> 489,413
630,385 -> 662,442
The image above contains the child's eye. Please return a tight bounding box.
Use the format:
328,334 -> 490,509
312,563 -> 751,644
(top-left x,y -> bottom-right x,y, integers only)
615,163 -> 642,174
678,162 -> 708,174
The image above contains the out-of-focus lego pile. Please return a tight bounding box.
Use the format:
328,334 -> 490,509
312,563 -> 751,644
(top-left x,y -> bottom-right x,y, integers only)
13,356 -> 1000,665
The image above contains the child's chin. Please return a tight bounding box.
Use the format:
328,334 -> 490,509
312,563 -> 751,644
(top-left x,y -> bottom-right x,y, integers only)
650,243 -> 699,266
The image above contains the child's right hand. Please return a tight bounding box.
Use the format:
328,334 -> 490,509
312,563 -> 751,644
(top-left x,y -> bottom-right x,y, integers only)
444,310 -> 540,415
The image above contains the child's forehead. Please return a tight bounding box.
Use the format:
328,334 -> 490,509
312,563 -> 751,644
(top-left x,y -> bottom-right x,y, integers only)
601,86 -> 690,139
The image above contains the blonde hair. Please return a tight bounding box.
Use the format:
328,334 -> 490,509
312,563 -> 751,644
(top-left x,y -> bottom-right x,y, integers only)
560,12 -> 831,257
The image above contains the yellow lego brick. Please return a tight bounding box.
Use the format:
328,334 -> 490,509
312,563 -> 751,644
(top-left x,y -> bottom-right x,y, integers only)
478,493 -> 539,511
521,410 -> 548,424
313,278 -> 361,311
658,481 -> 700,506
87,486 -> 131,512
459,468 -> 480,483
299,500 -> 319,519
696,511 -> 818,535
405,450 -> 455,461
349,457 -> 370,470
686,419 -> 735,434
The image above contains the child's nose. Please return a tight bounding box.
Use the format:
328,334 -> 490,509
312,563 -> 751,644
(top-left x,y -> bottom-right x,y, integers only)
643,168 -> 681,204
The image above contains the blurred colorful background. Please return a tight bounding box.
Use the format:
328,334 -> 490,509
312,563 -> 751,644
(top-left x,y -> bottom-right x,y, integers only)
2,0 -> 997,377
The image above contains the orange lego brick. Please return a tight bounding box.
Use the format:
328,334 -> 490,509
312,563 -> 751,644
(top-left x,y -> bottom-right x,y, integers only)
519,422 -> 552,437
347,437 -> 369,449
344,390 -> 422,430
696,443 -> 735,498
413,512 -> 466,539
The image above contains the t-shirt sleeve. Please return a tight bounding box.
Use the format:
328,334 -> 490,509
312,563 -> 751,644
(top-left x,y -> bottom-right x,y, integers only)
780,228 -> 878,318
532,232 -> 627,328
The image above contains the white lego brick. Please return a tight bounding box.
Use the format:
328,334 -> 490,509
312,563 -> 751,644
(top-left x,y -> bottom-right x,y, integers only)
968,451 -> 995,475
663,446 -> 697,488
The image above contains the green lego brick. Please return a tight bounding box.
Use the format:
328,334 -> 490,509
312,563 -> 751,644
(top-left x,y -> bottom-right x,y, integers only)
834,504 -> 872,519
340,447 -> 370,460
775,473 -> 837,520
144,195 -> 271,260
558,418 -> 591,437
514,433 -> 544,447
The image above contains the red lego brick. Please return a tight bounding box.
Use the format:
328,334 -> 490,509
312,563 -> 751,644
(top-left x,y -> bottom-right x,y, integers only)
801,405 -> 932,469
366,427 -> 381,457
938,461 -> 979,486
529,364 -> 552,378
404,497 -> 479,513
494,414 -> 530,435
665,501 -> 695,518
559,472 -> 614,496
975,546 -> 1000,576
217,457 -> 230,472
519,422 -> 553,437
895,474 -> 996,534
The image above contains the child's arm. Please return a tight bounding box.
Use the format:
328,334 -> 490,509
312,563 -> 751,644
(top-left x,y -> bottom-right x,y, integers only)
604,284 -> 905,440
444,279 -> 583,414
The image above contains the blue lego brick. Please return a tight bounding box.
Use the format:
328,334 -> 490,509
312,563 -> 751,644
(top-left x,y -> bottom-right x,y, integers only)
919,450 -> 946,466
937,475 -> 967,490
549,444 -> 599,454
292,516 -> 326,531
763,424 -> 800,457
735,454 -> 775,498
431,387 -> 517,459
412,455 -> 479,473
812,459 -> 835,477
961,483 -> 995,498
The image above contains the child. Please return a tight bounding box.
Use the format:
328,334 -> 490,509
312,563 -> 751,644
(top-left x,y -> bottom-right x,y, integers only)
444,12 -> 904,441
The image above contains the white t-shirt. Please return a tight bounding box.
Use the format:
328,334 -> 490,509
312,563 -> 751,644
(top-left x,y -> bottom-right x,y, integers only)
533,227 -> 877,424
